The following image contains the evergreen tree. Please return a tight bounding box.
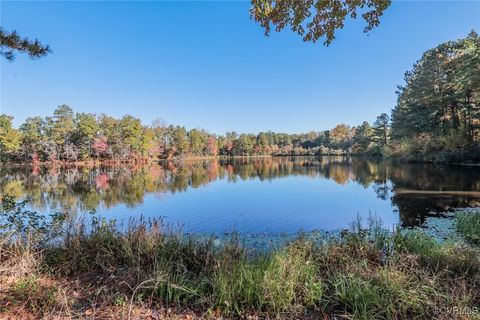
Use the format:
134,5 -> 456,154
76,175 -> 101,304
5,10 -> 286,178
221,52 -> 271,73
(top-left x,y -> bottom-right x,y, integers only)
373,113 -> 389,147
0,27 -> 50,61
353,121 -> 374,153
390,31 -> 480,161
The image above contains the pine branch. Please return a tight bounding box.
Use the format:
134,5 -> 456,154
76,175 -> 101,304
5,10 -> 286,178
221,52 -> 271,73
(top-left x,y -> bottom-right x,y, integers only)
0,27 -> 51,61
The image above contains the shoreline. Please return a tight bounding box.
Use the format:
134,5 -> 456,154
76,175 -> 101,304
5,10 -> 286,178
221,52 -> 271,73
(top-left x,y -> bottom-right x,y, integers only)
1,154 -> 479,168
0,155 -> 275,168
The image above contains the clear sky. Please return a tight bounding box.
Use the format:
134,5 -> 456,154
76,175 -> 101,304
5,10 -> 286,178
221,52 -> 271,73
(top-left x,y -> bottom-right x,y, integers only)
1,1 -> 479,134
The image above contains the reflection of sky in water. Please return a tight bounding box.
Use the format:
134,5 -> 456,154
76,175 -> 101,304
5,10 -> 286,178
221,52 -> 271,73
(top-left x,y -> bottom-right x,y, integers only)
96,176 -> 397,233
2,157 -> 480,234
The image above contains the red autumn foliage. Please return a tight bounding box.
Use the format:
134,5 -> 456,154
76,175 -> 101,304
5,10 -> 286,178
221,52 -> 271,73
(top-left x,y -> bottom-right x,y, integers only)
92,136 -> 109,158
95,174 -> 109,190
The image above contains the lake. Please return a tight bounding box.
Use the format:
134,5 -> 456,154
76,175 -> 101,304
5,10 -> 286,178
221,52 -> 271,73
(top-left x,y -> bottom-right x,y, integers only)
1,156 -> 479,234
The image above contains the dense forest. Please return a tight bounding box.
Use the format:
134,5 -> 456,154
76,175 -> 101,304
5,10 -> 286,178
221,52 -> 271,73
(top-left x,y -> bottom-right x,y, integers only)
389,31 -> 480,162
0,106 -> 389,162
0,32 -> 478,164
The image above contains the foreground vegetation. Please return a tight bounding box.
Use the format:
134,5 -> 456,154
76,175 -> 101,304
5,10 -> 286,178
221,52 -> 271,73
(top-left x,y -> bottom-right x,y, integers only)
457,211 -> 480,244
1,196 -> 479,319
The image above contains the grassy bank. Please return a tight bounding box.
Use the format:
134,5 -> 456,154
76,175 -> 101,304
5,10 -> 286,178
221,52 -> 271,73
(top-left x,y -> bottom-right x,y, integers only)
456,210 -> 480,244
1,202 -> 479,319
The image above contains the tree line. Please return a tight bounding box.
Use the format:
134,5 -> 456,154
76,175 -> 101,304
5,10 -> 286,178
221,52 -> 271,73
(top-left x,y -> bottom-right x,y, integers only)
389,31 -> 480,162
0,105 -> 389,163
1,32 -> 478,164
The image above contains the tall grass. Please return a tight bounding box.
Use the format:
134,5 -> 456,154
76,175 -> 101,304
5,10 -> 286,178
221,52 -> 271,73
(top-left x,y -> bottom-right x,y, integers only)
1,202 -> 480,319
456,210 -> 480,244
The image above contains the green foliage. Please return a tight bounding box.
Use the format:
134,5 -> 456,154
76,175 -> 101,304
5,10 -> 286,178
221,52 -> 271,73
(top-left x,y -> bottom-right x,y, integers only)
0,114 -> 22,161
2,32 -> 478,163
331,274 -> 384,319
72,112 -> 98,160
390,31 -> 480,162
213,240 -> 322,314
189,129 -> 207,155
456,211 -> 480,244
393,229 -> 480,277
0,194 -> 66,243
19,116 -> 44,160
373,113 -> 389,147
172,126 -> 189,156
7,275 -> 59,315
352,121 -> 374,153
48,105 -> 75,147
0,27 -> 50,61
250,0 -> 391,45
234,134 -> 256,156
1,105 -> 391,162
1,209 -> 479,319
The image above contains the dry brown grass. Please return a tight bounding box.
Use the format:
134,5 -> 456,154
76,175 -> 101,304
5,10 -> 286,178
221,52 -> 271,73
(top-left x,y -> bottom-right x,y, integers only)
0,214 -> 479,319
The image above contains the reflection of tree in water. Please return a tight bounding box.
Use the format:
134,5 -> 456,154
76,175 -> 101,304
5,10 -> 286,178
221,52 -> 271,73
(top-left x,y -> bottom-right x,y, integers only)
392,194 -> 479,227
372,182 -> 390,200
95,174 -> 109,190
0,157 -> 479,227
388,163 -> 480,227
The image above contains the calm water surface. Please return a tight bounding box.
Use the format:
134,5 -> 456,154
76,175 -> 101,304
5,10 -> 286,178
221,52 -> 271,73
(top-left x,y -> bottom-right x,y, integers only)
1,156 -> 479,233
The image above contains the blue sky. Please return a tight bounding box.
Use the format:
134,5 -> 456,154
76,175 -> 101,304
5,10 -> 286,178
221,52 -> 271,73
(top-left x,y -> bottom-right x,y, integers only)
1,1 -> 479,134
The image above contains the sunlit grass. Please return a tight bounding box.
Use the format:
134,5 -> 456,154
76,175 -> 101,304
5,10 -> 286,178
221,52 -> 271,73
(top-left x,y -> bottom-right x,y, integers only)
1,200 -> 480,319
456,210 -> 480,244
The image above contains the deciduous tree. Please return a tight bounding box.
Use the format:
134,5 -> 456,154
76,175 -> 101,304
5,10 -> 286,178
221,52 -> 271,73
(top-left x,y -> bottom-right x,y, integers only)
250,0 -> 391,45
